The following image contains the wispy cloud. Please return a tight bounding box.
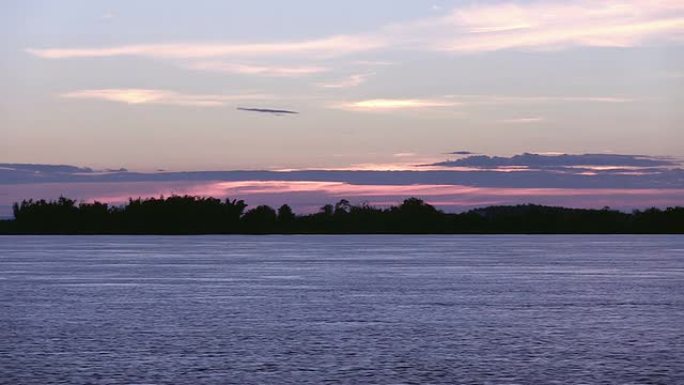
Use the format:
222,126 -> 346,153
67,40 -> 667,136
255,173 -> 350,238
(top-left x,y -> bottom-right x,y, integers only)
315,73 -> 372,89
336,98 -> 461,111
499,117 -> 546,124
352,60 -> 394,66
335,93 -> 633,112
188,61 -> 328,77
26,1 -> 683,63
61,89 -> 272,107
101,11 -> 116,20
26,35 -> 385,59
444,94 -> 635,104
403,0 -> 684,53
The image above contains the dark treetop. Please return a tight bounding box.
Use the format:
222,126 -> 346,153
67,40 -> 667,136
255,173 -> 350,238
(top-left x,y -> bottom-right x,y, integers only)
1,196 -> 682,234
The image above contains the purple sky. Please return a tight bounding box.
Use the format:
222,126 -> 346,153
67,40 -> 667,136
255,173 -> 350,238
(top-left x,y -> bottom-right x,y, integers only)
2,1 -> 683,214
2,152 -> 683,216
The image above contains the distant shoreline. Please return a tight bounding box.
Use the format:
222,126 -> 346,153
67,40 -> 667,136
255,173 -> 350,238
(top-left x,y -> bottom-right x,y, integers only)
1,195 -> 682,235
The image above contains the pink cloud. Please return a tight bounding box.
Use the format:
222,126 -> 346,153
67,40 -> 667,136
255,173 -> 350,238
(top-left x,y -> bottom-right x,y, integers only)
26,36 -> 384,59
187,62 -> 329,77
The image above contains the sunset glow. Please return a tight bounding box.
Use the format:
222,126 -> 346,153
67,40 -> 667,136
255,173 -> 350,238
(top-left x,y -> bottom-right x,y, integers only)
3,0 -> 683,213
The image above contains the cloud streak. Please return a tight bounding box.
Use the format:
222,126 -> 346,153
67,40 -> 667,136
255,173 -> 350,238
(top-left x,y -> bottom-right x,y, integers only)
433,0 -> 684,52
499,117 -> 545,124
316,73 -> 372,88
61,89 -> 272,107
444,94 -> 635,104
336,98 -> 461,111
26,36 -> 385,59
26,1 -> 684,63
334,93 -> 634,112
188,62 -> 328,77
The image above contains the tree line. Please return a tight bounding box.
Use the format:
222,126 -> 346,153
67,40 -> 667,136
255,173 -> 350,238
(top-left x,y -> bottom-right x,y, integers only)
0,195 -> 682,234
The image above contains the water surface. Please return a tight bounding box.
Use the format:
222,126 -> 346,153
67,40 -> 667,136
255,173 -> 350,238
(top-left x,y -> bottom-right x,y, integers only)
1,235 -> 683,384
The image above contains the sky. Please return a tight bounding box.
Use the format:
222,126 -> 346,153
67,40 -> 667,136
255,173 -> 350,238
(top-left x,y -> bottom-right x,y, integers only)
1,0 -> 684,214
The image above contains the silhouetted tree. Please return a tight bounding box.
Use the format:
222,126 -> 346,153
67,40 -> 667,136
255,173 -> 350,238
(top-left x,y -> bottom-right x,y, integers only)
320,204 -> 334,217
4,195 -> 683,234
334,199 -> 352,215
277,204 -> 296,232
242,205 -> 277,233
388,198 -> 446,233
